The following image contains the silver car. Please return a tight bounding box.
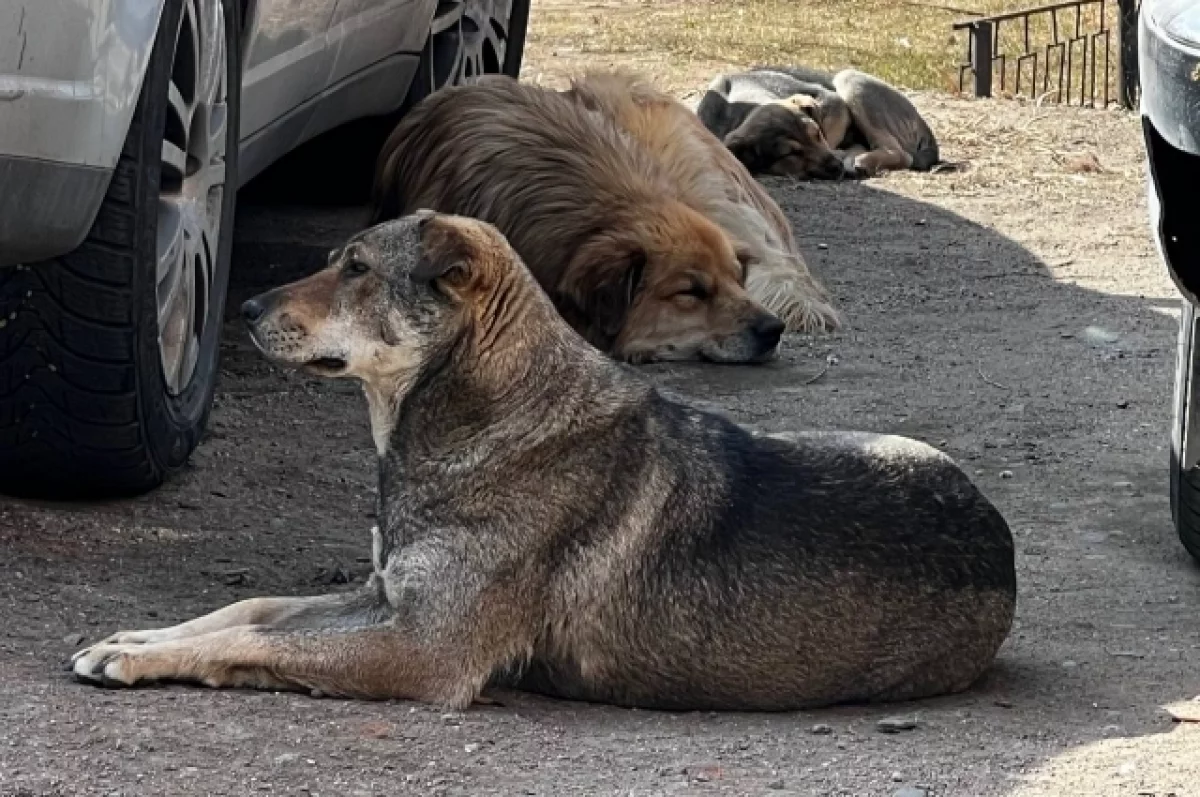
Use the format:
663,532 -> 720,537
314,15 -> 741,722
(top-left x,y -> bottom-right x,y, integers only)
0,0 -> 529,497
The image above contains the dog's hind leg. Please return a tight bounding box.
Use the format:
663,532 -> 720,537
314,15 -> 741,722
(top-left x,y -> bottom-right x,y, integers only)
852,141 -> 915,176
833,69 -> 939,173
71,621 -> 489,708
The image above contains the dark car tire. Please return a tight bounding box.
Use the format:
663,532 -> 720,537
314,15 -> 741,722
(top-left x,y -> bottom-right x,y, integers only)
404,0 -> 532,106
0,0 -> 241,499
246,0 -> 532,204
1171,299 -> 1200,562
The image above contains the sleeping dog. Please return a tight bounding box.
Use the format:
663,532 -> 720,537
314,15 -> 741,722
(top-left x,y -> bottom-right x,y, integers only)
697,67 -> 940,179
72,213 -> 1015,711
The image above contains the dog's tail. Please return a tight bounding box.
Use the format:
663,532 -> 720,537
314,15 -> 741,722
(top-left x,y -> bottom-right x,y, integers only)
746,253 -> 840,334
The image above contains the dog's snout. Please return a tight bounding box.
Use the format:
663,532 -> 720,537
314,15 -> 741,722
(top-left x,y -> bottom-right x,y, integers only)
754,314 -> 786,346
241,296 -> 268,324
823,158 -> 846,180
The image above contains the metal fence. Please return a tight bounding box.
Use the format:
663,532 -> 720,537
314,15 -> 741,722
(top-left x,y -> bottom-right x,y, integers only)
954,0 -> 1140,108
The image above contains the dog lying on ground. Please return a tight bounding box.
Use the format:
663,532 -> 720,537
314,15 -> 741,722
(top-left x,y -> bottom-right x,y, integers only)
72,212 -> 1016,711
697,67 -> 940,179
562,71 -> 838,333
372,75 -> 819,362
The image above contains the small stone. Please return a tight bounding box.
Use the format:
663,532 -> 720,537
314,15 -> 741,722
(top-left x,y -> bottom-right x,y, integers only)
892,771 -> 904,782
63,633 -> 86,647
1064,152 -> 1102,174
440,712 -> 463,725
876,716 -> 920,734
360,722 -> 392,739
1084,326 -> 1120,346
1061,660 -> 1079,669
999,470 -> 1014,479
464,743 -> 480,754
1116,399 -> 1129,409
893,788 -> 928,797
916,219 -> 927,226
809,723 -> 833,735
767,779 -> 786,790
310,689 -> 325,699
993,699 -> 1014,708
817,243 -> 829,250
274,753 -> 299,765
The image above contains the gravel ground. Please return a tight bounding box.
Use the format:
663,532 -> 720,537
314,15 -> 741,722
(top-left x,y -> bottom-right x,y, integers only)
2,94 -> 1198,797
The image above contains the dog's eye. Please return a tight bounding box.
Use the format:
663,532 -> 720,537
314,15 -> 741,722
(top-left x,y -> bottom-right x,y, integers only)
343,259 -> 370,277
677,284 -> 709,300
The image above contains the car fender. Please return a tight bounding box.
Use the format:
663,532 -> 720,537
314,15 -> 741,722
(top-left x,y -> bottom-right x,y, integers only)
0,1 -> 170,169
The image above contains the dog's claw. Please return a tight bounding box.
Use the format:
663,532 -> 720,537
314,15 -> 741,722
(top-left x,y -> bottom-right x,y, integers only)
71,644 -> 139,688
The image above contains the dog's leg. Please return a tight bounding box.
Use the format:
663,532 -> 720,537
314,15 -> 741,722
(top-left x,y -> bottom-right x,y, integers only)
832,145 -> 868,176
834,69 -> 938,173
81,577 -> 389,648
71,622 -> 486,708
852,138 -> 914,176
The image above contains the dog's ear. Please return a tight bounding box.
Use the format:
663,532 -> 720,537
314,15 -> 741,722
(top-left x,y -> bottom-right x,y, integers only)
695,88 -> 731,132
733,243 -> 758,280
412,212 -> 494,299
562,234 -> 648,345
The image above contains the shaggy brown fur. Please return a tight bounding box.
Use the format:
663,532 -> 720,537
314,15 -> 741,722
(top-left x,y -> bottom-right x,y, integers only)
372,76 -> 784,364
562,70 -> 838,332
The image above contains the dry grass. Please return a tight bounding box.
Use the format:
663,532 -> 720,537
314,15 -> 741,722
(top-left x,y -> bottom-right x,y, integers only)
524,0 -> 1116,100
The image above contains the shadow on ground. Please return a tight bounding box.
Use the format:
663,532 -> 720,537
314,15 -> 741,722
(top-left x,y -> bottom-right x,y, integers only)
0,177 -> 1197,797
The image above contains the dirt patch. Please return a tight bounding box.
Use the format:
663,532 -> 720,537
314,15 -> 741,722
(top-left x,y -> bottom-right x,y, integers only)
1,85 -> 1198,797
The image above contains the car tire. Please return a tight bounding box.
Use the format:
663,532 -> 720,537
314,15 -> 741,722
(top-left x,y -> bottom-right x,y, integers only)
1171,298 -> 1200,561
0,0 -> 241,499
246,0 -> 531,204
404,0 -> 532,106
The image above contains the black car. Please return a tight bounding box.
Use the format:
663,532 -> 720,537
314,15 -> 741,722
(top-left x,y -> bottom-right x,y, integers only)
1141,0 -> 1200,560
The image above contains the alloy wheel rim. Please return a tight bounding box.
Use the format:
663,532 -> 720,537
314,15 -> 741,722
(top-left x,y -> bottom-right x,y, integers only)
423,0 -> 515,92
156,0 -> 228,396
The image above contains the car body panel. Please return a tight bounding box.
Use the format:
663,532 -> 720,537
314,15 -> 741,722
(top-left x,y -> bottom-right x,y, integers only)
0,0 -> 439,267
239,0 -> 338,139
0,0 -> 167,265
0,0 -> 166,167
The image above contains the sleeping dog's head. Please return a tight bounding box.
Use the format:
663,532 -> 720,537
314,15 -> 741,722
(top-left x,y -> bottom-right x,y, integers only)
562,201 -> 784,364
724,99 -> 846,180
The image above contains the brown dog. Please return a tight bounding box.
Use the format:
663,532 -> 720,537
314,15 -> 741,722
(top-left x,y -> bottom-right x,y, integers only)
372,76 -> 784,364
71,213 -> 1015,710
562,70 -> 838,333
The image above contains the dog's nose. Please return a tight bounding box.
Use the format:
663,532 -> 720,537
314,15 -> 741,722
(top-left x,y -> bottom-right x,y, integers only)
755,315 -> 786,346
241,296 -> 267,324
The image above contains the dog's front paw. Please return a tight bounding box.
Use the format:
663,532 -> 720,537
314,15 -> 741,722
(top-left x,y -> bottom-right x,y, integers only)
851,153 -> 878,178
94,628 -> 170,647
71,643 -> 146,687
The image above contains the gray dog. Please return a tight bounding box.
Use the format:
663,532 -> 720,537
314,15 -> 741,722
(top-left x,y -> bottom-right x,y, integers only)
72,212 -> 1015,710
697,66 -> 941,179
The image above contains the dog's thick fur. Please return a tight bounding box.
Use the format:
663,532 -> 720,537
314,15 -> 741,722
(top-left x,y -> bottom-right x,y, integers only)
562,71 -> 838,333
371,76 -> 786,364
697,67 -> 940,179
73,213 -> 1016,712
